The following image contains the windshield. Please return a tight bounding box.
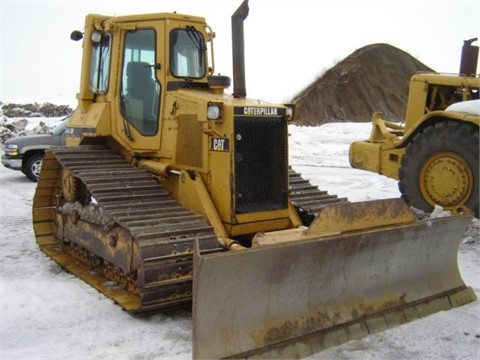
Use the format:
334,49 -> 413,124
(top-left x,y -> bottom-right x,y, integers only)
170,27 -> 206,78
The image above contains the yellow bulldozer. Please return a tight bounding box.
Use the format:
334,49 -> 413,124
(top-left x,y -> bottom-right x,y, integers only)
32,1 -> 476,358
350,38 -> 479,218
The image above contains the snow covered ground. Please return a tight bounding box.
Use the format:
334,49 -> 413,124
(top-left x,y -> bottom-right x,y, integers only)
1,122 -> 479,359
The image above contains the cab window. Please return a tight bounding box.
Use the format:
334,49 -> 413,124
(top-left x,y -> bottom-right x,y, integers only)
89,34 -> 111,94
170,27 -> 206,78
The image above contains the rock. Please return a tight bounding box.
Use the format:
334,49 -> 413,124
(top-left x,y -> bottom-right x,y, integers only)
0,102 -> 73,144
1,102 -> 73,118
11,119 -> 28,132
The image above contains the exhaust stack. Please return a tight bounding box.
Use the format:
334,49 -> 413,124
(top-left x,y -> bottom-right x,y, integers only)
232,0 -> 249,98
459,38 -> 479,76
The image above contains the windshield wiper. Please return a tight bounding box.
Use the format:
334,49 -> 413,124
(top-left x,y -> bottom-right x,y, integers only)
119,96 -> 134,141
186,26 -> 206,52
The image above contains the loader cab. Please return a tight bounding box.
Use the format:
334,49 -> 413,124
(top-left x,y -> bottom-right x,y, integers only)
404,73 -> 479,130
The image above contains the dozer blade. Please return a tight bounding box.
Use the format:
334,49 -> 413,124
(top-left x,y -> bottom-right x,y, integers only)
192,204 -> 476,359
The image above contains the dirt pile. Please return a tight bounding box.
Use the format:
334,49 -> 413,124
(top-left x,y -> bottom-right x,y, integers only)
292,43 -> 433,125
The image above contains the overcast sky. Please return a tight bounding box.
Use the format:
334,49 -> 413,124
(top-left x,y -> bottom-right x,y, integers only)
1,0 -> 479,107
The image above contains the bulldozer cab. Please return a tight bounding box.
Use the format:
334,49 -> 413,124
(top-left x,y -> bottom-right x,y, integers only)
118,25 -> 209,142
70,13 -> 213,153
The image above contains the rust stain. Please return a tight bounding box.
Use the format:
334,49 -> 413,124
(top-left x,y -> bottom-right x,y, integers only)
259,294 -> 409,347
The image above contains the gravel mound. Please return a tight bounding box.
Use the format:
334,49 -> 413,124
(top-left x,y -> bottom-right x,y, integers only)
292,43 -> 433,125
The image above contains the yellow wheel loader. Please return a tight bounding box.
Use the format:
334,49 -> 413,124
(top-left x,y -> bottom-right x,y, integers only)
32,1 -> 476,358
350,38 -> 479,218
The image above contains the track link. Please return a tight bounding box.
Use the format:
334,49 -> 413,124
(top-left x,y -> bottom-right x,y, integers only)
289,167 -> 348,214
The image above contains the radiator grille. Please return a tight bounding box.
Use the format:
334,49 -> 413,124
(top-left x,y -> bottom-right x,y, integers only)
234,116 -> 288,213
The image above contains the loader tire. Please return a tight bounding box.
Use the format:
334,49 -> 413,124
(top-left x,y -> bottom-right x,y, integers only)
399,121 -> 479,218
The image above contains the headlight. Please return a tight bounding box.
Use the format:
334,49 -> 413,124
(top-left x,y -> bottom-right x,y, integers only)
91,31 -> 103,43
4,144 -> 19,156
286,107 -> 293,120
284,103 -> 296,121
207,104 -> 222,120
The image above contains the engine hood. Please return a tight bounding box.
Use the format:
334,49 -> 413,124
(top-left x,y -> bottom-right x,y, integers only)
4,133 -> 63,147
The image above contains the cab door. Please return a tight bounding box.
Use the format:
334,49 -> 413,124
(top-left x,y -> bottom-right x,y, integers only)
115,23 -> 165,152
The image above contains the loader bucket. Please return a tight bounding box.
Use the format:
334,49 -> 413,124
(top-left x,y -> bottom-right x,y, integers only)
192,205 -> 475,359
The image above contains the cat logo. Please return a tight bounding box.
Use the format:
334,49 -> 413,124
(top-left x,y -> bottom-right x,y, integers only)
211,138 -> 229,152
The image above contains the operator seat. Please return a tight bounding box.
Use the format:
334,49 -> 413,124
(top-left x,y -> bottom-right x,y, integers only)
125,61 -> 157,134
